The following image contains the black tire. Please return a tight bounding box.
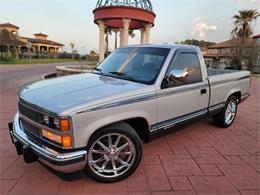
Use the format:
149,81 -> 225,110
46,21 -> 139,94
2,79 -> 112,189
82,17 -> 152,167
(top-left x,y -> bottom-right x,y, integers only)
213,96 -> 238,128
85,122 -> 142,183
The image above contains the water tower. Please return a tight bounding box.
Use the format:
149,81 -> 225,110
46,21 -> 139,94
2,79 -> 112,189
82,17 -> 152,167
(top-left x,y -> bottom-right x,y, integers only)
93,0 -> 156,61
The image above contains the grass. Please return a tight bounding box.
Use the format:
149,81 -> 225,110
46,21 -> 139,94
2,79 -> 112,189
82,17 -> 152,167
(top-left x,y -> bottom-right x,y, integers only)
252,74 -> 260,79
0,58 -> 92,65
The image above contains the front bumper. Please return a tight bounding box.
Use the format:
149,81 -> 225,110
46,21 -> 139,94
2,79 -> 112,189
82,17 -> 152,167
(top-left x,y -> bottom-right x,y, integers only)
9,112 -> 87,173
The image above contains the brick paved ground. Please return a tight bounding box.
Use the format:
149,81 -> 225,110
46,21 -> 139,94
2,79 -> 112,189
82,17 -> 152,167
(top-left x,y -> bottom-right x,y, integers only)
0,64 -> 259,195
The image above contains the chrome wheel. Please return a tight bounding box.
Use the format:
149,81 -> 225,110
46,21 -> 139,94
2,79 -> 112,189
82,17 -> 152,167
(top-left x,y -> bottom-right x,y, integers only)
225,100 -> 237,125
88,133 -> 136,179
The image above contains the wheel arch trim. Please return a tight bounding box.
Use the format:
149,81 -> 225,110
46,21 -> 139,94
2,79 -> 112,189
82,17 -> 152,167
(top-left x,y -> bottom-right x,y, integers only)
81,113 -> 151,147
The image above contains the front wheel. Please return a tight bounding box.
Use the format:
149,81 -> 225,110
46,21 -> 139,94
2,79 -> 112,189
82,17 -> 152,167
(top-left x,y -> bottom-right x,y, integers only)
213,96 -> 238,128
85,122 -> 142,183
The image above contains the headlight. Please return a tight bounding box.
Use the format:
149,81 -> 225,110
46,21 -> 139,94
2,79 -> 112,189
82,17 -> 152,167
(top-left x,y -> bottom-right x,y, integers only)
43,115 -> 49,125
53,118 -> 60,129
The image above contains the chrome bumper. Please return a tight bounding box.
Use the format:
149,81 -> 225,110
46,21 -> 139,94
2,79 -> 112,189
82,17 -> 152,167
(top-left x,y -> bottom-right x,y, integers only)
9,112 -> 87,173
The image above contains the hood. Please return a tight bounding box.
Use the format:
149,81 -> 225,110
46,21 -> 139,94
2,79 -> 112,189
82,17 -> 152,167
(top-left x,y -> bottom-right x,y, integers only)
19,73 -> 147,115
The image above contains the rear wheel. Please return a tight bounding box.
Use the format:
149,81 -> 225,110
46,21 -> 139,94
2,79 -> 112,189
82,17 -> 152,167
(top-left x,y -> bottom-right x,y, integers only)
213,96 -> 238,128
85,122 -> 142,183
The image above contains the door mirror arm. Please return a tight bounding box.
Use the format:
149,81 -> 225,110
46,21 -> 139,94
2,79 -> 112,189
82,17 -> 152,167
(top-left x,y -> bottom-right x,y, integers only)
161,77 -> 170,89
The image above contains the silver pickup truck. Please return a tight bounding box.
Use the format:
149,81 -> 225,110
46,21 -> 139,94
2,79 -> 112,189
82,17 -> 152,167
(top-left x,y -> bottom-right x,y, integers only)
9,45 -> 251,182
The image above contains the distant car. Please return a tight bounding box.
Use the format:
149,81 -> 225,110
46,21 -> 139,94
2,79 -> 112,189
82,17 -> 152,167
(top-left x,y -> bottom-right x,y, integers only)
9,45 -> 251,182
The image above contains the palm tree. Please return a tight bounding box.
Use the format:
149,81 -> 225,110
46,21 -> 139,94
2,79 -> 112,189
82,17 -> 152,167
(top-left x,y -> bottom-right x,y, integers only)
114,29 -> 135,50
129,30 -> 136,39
231,9 -> 259,70
105,28 -> 136,53
232,9 -> 260,39
70,42 -> 75,59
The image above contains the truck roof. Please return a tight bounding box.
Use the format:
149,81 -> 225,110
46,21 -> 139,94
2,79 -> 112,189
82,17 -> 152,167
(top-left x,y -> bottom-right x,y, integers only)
124,44 -> 200,50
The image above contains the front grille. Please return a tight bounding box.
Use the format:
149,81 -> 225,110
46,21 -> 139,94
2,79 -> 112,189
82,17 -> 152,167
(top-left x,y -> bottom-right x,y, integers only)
18,102 -> 44,138
19,102 -> 36,121
17,101 -> 70,152
18,102 -> 44,123
20,118 -> 40,137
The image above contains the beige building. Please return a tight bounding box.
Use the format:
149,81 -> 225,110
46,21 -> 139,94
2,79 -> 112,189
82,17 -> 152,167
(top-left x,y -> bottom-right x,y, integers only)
204,34 -> 260,72
0,23 -> 64,55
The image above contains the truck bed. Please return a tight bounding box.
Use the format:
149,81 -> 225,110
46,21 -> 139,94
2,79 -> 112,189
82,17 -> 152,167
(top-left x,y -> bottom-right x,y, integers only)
207,68 -> 238,76
207,68 -> 250,108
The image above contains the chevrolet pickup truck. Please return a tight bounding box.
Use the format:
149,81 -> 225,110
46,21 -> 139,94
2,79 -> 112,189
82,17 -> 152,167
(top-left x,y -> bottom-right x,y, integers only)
9,45 -> 251,182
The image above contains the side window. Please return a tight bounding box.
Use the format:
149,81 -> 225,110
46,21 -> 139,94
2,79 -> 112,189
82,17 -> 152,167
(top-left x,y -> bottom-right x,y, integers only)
166,53 -> 202,87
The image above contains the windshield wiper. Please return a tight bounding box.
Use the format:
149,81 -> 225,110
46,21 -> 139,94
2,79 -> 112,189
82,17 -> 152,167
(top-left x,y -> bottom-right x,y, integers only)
108,72 -> 136,82
93,67 -> 103,75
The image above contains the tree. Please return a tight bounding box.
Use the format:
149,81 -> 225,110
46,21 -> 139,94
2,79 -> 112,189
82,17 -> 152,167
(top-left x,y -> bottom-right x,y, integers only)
70,42 -> 75,59
105,28 -> 136,54
244,42 -> 260,72
232,9 -> 260,39
178,39 -> 215,47
231,9 -> 259,70
0,29 -> 20,59
70,42 -> 75,51
129,30 -> 135,39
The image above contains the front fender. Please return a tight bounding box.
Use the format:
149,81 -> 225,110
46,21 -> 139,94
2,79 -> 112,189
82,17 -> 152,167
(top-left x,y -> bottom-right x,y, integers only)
72,102 -> 156,148
86,111 -> 149,142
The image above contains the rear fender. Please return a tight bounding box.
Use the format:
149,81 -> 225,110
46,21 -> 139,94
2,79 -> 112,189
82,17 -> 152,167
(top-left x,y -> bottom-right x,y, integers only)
225,87 -> 241,102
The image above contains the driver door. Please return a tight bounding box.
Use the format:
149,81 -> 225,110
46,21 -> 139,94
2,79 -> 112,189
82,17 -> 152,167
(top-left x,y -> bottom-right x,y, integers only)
154,50 -> 209,131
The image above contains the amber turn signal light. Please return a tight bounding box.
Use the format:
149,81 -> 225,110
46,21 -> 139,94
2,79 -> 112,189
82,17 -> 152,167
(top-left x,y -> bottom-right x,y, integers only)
42,129 -> 61,144
62,136 -> 72,148
41,129 -> 72,148
59,118 -> 70,131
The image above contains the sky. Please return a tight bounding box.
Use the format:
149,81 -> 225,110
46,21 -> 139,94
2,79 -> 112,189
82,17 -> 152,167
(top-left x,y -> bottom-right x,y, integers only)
1,0 -> 259,54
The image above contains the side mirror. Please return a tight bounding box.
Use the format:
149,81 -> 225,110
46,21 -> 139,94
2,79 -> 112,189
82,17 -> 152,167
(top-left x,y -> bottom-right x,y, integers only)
169,70 -> 189,79
162,69 -> 189,89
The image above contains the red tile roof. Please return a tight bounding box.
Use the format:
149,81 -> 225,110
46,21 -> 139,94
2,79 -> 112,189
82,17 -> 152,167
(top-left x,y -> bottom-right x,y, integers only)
20,37 -> 64,47
34,33 -> 48,37
208,37 -> 260,49
0,23 -> 19,29
207,38 -> 256,49
203,53 -> 233,58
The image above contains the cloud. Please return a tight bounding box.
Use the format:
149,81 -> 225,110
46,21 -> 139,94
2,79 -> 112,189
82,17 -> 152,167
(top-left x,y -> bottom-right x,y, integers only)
232,0 -> 257,4
194,16 -> 207,22
191,17 -> 217,39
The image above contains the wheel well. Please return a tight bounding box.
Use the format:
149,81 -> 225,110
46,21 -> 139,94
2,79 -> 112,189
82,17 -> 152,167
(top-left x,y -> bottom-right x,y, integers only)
124,118 -> 150,142
90,117 -> 151,144
230,91 -> 241,103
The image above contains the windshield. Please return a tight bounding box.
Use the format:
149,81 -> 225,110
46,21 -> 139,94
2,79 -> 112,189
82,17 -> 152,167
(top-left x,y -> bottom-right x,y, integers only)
93,47 -> 170,84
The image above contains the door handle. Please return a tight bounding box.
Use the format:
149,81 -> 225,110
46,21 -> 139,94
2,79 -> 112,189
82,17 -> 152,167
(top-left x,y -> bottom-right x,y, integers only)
201,89 -> 207,94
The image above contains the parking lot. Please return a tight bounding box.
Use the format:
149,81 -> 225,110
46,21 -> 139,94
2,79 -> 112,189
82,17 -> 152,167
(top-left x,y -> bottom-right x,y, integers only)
1,64 -> 259,195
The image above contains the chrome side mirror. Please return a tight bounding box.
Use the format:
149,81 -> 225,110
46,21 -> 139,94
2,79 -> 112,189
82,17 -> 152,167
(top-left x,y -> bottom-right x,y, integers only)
162,69 -> 189,89
169,70 -> 189,79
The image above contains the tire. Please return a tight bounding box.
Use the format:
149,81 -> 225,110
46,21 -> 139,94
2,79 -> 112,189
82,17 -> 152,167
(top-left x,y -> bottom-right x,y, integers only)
85,122 -> 142,183
213,96 -> 238,128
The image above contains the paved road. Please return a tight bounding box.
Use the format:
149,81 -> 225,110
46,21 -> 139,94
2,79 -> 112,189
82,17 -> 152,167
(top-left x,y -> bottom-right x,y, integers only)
0,62 -> 88,89
0,64 -> 259,194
